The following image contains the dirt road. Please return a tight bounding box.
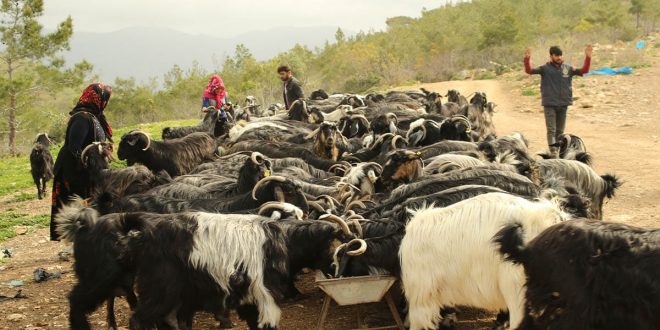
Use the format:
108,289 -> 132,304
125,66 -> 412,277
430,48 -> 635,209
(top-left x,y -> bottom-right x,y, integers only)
0,53 -> 658,329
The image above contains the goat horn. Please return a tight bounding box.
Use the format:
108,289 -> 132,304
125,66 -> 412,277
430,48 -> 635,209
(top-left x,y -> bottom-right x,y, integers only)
347,200 -> 367,211
332,243 -> 347,277
305,127 -> 321,140
373,133 -> 395,148
363,162 -> 383,174
451,115 -> 472,133
251,152 -> 265,165
80,142 -> 101,165
252,175 -> 287,200
307,200 -> 328,214
346,214 -> 366,221
346,220 -> 363,238
345,238 -> 367,256
132,130 -> 151,151
386,112 -> 399,125
352,114 -> 369,124
391,135 -> 407,149
319,214 -> 352,236
316,195 -> 340,210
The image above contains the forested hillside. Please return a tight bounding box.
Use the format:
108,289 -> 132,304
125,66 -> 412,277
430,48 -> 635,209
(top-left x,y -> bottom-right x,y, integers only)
1,0 -> 658,154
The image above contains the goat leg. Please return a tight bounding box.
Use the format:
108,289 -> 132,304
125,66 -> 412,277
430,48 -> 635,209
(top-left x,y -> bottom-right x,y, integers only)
106,297 -> 117,330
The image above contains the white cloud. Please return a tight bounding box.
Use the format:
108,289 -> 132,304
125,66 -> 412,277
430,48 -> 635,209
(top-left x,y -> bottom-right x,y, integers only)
40,0 -> 444,37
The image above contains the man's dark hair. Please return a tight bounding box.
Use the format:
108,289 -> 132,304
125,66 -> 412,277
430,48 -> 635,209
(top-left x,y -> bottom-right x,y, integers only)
549,46 -> 563,56
277,64 -> 291,73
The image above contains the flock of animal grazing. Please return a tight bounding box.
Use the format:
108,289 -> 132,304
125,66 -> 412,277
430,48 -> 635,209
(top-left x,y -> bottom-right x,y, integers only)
28,88 -> 659,330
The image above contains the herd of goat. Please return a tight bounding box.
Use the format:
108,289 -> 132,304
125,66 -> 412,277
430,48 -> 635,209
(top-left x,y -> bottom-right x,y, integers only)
28,88 -> 659,330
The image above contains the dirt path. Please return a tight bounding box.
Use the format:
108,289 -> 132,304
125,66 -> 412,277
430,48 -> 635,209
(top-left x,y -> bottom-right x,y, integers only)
403,54 -> 660,228
1,54 -> 659,329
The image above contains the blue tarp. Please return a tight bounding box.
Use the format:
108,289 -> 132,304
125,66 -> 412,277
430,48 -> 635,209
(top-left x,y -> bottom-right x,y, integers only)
636,40 -> 645,49
585,67 -> 633,76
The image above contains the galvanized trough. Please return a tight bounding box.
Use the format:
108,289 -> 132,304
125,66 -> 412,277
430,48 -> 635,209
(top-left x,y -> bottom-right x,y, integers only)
315,272 -> 404,330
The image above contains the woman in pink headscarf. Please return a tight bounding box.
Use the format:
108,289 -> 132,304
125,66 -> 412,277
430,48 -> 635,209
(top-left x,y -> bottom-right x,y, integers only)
201,74 -> 227,110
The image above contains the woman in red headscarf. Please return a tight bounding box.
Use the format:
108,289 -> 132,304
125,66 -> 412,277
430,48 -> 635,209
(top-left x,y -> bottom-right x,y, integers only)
201,74 -> 227,110
50,83 -> 112,241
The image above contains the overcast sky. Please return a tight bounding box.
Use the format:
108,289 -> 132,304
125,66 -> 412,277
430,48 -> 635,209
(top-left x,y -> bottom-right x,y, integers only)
40,0 -> 445,37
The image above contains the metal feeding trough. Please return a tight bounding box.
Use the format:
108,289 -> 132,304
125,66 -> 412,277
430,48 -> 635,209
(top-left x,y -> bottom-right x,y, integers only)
315,272 -> 404,330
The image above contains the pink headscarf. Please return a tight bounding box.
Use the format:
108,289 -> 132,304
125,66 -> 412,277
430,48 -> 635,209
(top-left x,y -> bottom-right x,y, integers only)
203,75 -> 226,103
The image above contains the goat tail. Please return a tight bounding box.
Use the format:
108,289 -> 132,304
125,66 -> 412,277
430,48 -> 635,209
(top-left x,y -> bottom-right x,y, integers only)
492,222 -> 527,265
601,174 -> 622,198
55,196 -> 99,243
573,151 -> 592,166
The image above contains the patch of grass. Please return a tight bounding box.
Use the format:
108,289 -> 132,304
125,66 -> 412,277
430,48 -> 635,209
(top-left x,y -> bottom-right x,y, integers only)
0,155 -> 36,196
0,118 -> 200,196
11,192 -> 37,203
475,70 -> 497,80
630,62 -> 651,69
522,89 -> 539,96
0,211 -> 49,242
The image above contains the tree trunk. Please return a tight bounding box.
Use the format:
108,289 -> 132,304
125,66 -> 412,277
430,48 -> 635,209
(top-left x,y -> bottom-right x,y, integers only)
6,60 -> 17,156
8,92 -> 17,155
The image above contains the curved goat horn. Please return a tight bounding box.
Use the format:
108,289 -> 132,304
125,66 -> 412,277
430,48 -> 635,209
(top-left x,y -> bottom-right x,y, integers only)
251,176 -> 287,200
251,152 -> 265,165
345,239 -> 367,256
319,214 -> 352,236
80,142 -> 102,166
346,219 -> 363,238
451,115 -> 472,133
132,131 -> 151,151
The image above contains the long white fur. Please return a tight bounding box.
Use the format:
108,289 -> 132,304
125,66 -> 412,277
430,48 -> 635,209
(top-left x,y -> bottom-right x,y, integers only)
321,105 -> 351,122
400,192 -> 570,330
228,121 -> 290,142
423,154 -> 484,175
188,213 -> 284,328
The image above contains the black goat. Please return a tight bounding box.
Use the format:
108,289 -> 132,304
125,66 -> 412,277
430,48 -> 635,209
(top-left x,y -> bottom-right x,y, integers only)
80,142 -> 169,199
161,108 -> 219,139
29,133 -> 54,199
495,219 -> 660,330
146,152 -> 272,199
226,140 -> 348,172
54,199 -> 138,330
98,176 -> 309,217
118,130 -> 216,177
384,169 -> 540,206
310,89 -> 330,100
447,89 -> 468,107
337,113 -> 370,138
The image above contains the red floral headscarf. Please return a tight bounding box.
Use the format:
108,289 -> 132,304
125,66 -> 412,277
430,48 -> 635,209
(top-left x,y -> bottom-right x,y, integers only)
71,83 -> 113,139
76,83 -> 112,112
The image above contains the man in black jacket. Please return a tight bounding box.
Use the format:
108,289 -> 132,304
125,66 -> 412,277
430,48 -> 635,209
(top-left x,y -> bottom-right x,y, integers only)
524,45 -> 592,156
278,64 -> 305,109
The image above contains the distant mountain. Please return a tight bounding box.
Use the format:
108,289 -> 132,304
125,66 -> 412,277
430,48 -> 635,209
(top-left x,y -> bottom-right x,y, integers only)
61,26 -> 347,83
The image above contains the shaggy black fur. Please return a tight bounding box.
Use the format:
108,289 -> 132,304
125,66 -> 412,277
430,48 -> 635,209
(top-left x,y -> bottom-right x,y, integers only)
495,219 -> 660,330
